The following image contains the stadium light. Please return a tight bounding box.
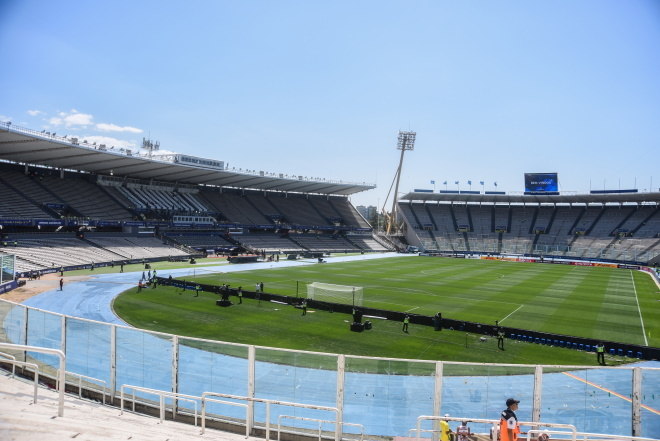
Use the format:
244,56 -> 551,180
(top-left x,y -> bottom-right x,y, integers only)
384,130 -> 416,234
397,131 -> 416,152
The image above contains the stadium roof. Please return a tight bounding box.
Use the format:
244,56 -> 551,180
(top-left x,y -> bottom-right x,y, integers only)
400,191 -> 660,205
0,122 -> 375,196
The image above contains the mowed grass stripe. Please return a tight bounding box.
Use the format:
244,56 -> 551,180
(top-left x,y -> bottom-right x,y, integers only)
188,256 -> 656,346
500,266 -> 590,332
633,270 -> 660,347
113,285 -> 602,365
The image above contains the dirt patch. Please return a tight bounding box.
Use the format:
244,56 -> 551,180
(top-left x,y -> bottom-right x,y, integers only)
1,273 -> 92,303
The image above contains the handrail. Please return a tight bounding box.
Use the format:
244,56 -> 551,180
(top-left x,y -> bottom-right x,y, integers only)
119,384 -> 200,425
526,429 -> 660,441
415,416 -> 577,441
0,342 -> 66,416
0,357 -> 40,404
60,371 -> 108,405
277,415 -> 365,441
199,396 -> 249,437
0,350 -> 17,376
201,391 -> 340,441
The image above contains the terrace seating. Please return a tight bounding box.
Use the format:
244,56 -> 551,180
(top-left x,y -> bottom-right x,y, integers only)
290,234 -> 359,252
328,197 -> 370,228
262,194 -> 328,226
200,189 -> 273,225
233,233 -> 304,253
40,175 -> 133,221
84,236 -> 190,260
164,233 -> 235,250
401,200 -> 660,263
347,234 -> 391,251
9,236 -> 127,272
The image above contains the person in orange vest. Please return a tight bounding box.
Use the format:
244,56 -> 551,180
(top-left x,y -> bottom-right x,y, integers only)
500,398 -> 521,441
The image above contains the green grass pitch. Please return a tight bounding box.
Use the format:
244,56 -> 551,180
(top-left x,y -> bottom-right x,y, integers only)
112,256 -> 659,365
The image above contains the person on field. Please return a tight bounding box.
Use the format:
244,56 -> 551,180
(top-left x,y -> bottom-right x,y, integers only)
497,329 -> 505,350
597,343 -> 605,365
402,314 -> 410,332
59,278 -> 64,291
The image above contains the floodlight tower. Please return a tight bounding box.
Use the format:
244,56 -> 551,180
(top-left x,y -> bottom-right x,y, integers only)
142,137 -> 160,158
384,130 -> 416,234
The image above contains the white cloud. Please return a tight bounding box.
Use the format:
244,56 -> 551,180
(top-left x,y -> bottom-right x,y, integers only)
78,135 -> 135,149
0,115 -> 11,122
96,123 -> 142,133
27,109 -> 44,117
49,110 -> 94,128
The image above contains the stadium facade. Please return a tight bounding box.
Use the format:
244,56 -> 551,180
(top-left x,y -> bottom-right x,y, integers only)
398,191 -> 660,265
0,121 -> 391,275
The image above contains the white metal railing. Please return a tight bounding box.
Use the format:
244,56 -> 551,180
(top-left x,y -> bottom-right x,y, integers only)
61,371 -> 108,405
277,415 -> 365,441
0,353 -> 40,404
0,350 -> 17,375
201,391 -> 340,441
0,342 -> 66,417
200,395 -> 250,437
2,298 -> 660,439
119,384 -> 200,426
526,428 -> 660,441
415,416 -> 577,441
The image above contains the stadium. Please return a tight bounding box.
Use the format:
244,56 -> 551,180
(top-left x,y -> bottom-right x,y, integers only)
0,120 -> 659,441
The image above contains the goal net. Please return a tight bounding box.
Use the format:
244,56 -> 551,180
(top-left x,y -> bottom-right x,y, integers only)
306,282 -> 363,306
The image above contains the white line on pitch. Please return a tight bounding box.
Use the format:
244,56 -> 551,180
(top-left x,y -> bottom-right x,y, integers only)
405,306 -> 420,313
630,271 -> 648,346
499,305 -> 523,324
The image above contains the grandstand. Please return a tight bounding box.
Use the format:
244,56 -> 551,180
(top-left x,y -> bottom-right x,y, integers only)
0,122 -> 391,274
2,121 -> 659,440
399,191 -> 660,264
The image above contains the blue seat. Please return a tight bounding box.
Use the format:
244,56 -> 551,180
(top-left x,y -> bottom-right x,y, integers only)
584,344 -> 591,352
559,340 -> 565,347
627,350 -> 633,357
609,348 -> 616,355
553,340 -> 559,346
541,338 -> 546,345
535,338 -> 541,344
637,352 -> 643,359
578,344 -> 584,350
618,349 -> 624,356
572,343 -> 578,349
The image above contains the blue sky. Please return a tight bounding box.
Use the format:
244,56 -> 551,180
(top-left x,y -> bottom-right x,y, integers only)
1,0 -> 659,208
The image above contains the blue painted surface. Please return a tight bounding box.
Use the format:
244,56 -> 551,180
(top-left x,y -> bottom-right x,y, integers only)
4,253 -> 658,438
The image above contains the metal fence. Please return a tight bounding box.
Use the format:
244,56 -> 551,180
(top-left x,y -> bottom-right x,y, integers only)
0,299 -> 658,439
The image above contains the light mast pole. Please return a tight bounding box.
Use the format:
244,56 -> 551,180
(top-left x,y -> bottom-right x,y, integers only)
386,130 -> 416,234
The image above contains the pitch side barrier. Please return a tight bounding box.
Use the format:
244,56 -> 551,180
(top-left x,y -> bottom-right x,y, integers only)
0,280 -> 18,294
420,250 -> 651,267
157,277 -> 660,361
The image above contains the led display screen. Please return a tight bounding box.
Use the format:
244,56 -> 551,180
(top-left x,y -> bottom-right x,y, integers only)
524,173 -> 558,192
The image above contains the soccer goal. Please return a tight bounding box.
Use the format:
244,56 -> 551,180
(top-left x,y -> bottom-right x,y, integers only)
306,282 -> 363,306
